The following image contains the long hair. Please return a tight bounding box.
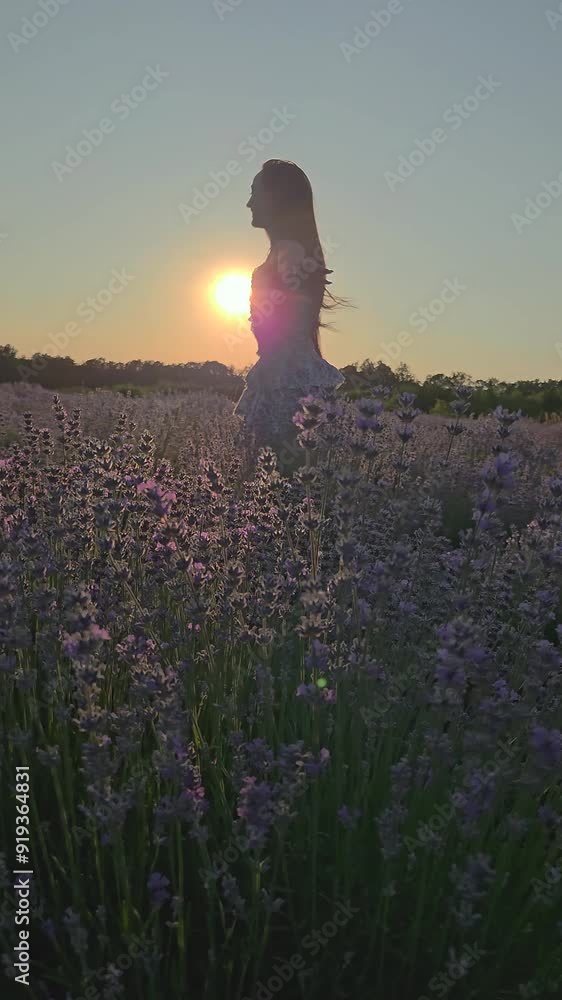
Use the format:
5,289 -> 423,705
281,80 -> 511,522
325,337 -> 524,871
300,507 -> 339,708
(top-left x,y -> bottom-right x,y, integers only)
259,159 -> 346,356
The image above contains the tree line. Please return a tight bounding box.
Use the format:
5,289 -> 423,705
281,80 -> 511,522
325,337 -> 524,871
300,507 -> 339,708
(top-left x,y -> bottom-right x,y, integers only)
1,346 -> 561,419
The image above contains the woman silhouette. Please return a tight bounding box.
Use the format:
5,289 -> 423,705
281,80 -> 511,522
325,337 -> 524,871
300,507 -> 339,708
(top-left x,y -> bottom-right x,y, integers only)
234,159 -> 345,465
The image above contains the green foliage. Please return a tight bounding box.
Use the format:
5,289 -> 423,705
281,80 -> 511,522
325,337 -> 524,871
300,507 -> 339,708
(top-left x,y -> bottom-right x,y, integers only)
430,399 -> 452,417
113,383 -> 144,398
438,488 -> 475,545
2,344 -> 562,418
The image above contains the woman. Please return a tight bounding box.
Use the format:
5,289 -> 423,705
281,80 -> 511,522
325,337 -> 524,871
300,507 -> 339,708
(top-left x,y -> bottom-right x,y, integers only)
234,159 -> 345,465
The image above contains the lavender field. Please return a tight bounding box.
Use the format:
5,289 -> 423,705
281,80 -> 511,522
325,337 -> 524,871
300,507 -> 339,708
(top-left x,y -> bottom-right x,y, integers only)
0,383 -> 561,1000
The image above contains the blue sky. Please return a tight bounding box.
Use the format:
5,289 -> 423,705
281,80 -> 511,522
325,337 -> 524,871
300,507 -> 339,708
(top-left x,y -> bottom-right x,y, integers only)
1,0 -> 561,380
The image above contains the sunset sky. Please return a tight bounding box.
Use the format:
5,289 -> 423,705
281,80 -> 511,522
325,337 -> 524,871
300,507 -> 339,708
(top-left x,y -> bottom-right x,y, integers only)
2,0 -> 561,381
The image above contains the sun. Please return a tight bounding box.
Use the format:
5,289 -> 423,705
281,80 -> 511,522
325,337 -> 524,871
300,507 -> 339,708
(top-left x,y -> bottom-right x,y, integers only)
212,272 -> 251,317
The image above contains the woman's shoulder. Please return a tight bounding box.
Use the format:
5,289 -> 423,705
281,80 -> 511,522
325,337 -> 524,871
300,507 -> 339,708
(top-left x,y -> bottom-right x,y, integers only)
252,243 -> 306,288
273,240 -> 307,276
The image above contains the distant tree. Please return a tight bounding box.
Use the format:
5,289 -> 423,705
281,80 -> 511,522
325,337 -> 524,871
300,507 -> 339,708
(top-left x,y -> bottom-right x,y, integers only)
449,370 -> 473,388
340,365 -> 372,393
395,362 -> 415,384
0,344 -> 19,382
425,373 -> 451,389
371,361 -> 396,387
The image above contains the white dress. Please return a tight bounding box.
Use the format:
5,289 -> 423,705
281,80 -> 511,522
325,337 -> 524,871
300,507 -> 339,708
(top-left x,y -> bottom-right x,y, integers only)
233,241 -> 344,446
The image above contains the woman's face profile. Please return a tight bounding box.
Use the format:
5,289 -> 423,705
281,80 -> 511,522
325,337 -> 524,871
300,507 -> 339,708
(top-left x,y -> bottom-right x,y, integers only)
247,172 -> 272,229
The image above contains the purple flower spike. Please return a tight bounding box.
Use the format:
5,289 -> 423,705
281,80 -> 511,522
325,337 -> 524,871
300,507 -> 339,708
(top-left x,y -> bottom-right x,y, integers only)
337,805 -> 362,830
147,871 -> 171,909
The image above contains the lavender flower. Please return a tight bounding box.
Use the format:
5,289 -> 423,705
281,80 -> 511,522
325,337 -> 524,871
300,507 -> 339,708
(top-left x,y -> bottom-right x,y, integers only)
337,805 -> 362,830
147,872 -> 171,909
530,727 -> 562,768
